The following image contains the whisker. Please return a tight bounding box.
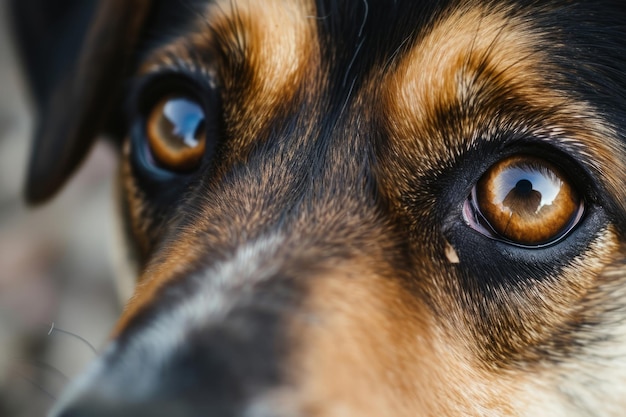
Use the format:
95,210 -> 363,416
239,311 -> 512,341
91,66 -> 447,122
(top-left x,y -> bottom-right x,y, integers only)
358,0 -> 369,38
46,322 -> 98,356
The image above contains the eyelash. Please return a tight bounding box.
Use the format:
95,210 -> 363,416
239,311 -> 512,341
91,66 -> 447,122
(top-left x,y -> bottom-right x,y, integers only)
126,69 -> 217,118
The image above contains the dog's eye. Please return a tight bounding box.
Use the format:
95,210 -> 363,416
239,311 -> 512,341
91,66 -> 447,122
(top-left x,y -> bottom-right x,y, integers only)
145,95 -> 206,171
465,155 -> 584,246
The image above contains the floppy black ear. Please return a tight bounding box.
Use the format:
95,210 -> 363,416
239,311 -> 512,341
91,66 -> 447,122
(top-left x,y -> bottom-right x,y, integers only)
9,0 -> 98,108
9,0 -> 153,204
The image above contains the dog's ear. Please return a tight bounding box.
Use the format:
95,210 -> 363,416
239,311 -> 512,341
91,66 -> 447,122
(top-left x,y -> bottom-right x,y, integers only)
9,0 -> 153,204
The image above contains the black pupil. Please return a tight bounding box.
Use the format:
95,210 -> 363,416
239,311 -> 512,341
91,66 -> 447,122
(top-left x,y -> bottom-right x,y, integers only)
503,177 -> 542,216
515,179 -> 533,195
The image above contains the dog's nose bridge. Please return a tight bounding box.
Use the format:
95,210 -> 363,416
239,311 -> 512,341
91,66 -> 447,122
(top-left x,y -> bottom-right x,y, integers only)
185,104 -> 382,255
51,269 -> 303,417
53,153 -> 398,417
66,102 -> 394,416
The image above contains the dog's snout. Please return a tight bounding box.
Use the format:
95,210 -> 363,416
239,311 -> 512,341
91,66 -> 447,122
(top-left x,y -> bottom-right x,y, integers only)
50,266 -> 306,417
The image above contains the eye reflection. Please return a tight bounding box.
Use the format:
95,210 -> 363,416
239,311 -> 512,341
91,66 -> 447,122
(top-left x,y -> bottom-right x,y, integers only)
496,167 -> 563,216
161,98 -> 205,149
146,95 -> 206,171
469,155 -> 584,246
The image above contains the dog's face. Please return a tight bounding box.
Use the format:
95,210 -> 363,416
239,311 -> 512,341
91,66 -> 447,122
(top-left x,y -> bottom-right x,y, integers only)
12,0 -> 626,415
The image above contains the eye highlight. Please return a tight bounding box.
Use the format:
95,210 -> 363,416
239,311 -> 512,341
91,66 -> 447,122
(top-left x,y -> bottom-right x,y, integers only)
146,95 -> 206,171
465,155 -> 584,246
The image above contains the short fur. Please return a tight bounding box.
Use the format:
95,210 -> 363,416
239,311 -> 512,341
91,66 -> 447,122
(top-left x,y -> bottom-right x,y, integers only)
10,0 -> 626,416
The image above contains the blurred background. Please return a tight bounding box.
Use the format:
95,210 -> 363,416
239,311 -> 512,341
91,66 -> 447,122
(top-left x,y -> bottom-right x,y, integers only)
0,1 -> 120,416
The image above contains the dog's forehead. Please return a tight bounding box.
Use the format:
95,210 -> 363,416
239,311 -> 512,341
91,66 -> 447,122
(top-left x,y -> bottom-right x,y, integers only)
136,0 -> 626,209
119,0 -> 626,325
46,1 -> 626,415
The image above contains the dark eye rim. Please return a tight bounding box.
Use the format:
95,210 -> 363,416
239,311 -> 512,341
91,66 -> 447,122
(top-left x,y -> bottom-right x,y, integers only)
431,137 -> 614,291
127,71 -> 221,181
128,71 -> 217,117
462,182 -> 586,249
460,152 -> 588,249
437,139 -> 608,255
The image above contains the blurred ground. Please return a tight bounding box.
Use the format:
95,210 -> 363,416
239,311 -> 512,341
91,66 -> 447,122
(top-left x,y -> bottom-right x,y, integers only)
0,2 -> 120,416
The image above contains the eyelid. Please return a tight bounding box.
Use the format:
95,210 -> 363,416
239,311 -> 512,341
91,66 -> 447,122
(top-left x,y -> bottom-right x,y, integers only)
125,67 -> 219,119
476,139 -> 601,203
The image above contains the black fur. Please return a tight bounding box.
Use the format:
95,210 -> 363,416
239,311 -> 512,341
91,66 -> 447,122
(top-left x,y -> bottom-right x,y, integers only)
11,1 -> 626,416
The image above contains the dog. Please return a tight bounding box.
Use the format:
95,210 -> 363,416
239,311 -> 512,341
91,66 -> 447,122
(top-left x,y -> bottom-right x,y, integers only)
9,0 -> 626,415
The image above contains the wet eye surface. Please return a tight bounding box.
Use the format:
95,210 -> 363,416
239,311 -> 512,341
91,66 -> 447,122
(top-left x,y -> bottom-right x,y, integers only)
146,95 -> 206,171
465,155 -> 584,246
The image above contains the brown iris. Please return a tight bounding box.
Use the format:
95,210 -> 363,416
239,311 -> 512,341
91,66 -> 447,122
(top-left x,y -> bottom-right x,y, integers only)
471,155 -> 583,246
146,95 -> 206,171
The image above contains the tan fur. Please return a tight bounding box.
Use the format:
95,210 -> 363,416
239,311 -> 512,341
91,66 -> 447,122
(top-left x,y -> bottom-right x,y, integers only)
109,1 -> 626,415
139,0 -> 321,162
116,0 -> 321,334
380,2 -> 626,209
284,265 -> 508,417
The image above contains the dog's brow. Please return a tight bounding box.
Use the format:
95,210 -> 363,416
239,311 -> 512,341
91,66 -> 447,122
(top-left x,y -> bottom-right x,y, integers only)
383,4 -> 547,161
379,3 -> 626,209
115,1 -> 323,334
138,0 -> 321,155
207,0 -> 320,145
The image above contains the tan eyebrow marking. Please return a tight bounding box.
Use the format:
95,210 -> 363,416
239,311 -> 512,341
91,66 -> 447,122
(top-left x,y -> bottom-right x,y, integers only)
381,3 -> 626,210
384,4 -> 552,158
116,0 -> 320,336
140,0 -> 321,158
208,0 -> 320,151
373,2 -> 626,376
